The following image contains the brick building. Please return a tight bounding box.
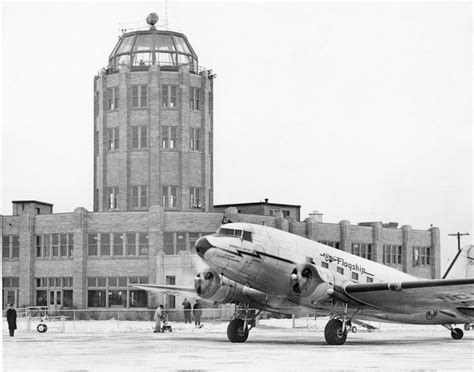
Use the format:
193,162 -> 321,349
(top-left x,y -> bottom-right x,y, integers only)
1,14 -> 440,310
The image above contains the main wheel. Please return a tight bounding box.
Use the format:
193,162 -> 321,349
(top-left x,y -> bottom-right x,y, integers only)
324,319 -> 347,345
451,328 -> 464,340
37,323 -> 48,333
227,318 -> 249,343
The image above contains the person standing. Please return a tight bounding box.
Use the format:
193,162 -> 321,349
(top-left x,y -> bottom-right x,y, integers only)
6,303 -> 17,337
153,305 -> 163,333
182,298 -> 191,324
192,300 -> 202,327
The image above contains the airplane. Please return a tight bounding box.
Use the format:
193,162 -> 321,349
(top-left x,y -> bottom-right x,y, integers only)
133,222 -> 474,345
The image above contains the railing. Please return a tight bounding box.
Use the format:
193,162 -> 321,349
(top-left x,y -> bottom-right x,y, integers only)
101,63 -> 208,76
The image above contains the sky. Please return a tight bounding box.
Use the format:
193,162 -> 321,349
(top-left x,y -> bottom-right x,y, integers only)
1,1 -> 472,269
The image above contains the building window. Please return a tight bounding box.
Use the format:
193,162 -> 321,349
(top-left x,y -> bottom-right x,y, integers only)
107,127 -> 119,151
131,185 -> 148,209
351,243 -> 373,261
132,85 -> 147,108
131,126 -> 148,149
319,241 -> 341,250
190,128 -> 201,151
189,233 -> 200,254
162,186 -> 177,209
126,233 -> 136,256
164,232 -> 175,255
105,186 -> 119,210
384,245 -> 402,265
35,234 -> 73,259
162,85 -> 178,108
113,233 -> 123,256
100,233 -> 110,256
190,187 -> 201,209
162,126 -> 177,149
190,87 -> 200,110
176,233 -> 187,253
139,233 -> 149,255
413,246 -> 431,266
3,236 -> 19,259
107,87 -> 119,110
35,276 -> 73,307
166,276 -> 176,308
88,234 -> 98,256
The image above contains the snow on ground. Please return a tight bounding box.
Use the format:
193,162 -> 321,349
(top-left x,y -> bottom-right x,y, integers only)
2,317 -> 473,371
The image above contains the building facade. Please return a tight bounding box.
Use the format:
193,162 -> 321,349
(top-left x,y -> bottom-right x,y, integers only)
1,14 -> 440,310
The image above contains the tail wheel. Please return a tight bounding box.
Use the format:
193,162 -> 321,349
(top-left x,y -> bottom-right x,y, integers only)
227,318 -> 249,343
451,328 -> 464,340
324,319 -> 347,345
37,323 -> 48,333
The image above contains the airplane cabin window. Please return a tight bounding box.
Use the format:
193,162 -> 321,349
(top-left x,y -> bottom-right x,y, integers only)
337,267 -> 344,275
218,228 -> 244,239
242,231 -> 252,242
366,277 -> 374,283
321,262 -> 329,268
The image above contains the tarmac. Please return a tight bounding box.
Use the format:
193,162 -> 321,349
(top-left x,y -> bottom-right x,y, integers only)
2,317 -> 473,371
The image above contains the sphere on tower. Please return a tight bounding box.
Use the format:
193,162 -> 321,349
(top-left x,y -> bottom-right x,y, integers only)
146,12 -> 159,28
93,14 -> 215,213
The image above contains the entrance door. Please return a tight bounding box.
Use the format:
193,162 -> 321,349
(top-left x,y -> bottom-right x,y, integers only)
4,290 -> 17,309
48,290 -> 62,310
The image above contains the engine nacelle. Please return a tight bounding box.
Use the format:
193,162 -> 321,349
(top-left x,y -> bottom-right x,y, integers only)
289,263 -> 341,306
194,270 -> 268,305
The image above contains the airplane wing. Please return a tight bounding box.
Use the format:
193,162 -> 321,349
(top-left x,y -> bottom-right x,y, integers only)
343,278 -> 474,315
132,284 -> 195,297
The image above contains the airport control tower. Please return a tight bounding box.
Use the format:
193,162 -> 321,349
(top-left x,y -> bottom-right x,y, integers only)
93,13 -> 215,212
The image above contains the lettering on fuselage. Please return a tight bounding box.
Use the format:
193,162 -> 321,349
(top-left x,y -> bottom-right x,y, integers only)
320,253 -> 374,277
437,293 -> 474,304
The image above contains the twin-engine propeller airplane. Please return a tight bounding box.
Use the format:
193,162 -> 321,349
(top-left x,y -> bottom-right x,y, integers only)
133,223 -> 474,345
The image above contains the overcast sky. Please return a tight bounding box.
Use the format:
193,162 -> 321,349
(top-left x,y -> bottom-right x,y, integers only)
1,1 -> 472,268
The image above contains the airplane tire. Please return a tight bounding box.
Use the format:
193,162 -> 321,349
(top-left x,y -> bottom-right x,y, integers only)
227,318 -> 249,343
324,319 -> 347,345
451,328 -> 463,340
37,323 -> 48,333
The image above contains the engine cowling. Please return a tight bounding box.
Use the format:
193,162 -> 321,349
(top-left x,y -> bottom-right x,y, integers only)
289,263 -> 338,306
194,270 -> 267,305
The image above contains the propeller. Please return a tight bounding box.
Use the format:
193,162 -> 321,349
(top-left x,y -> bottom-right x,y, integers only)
291,265 -> 313,294
194,271 -> 215,296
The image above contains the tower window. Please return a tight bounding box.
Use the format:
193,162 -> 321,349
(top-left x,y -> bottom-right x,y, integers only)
107,87 -> 119,110
105,186 -> 119,210
162,186 -> 177,209
162,85 -> 178,108
107,128 -> 119,151
190,87 -> 200,110
190,128 -> 201,151
190,187 -> 201,209
384,245 -> 403,265
132,85 -> 147,108
351,243 -> 373,261
162,126 -> 177,149
131,126 -> 148,149
131,185 -> 148,209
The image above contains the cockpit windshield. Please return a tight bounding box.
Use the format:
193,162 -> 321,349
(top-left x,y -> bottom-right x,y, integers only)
217,228 -> 252,242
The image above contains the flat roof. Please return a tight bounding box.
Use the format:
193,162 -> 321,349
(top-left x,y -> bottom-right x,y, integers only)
12,200 -> 54,207
214,202 -> 301,208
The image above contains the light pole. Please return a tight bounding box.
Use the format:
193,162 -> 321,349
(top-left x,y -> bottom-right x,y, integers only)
442,232 -> 470,279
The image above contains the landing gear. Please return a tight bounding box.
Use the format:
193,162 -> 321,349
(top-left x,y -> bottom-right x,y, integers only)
226,303 -> 261,343
442,324 -> 464,340
324,319 -> 347,345
324,301 -> 358,345
227,318 -> 249,343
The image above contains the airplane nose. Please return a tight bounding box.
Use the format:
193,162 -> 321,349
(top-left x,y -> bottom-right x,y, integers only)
195,236 -> 213,259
